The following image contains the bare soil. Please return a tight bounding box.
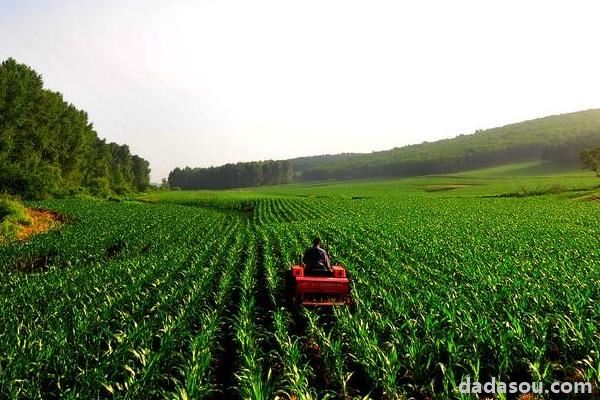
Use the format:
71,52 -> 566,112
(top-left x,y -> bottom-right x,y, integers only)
16,208 -> 63,240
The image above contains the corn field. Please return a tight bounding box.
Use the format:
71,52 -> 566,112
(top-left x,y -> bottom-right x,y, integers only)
0,191 -> 599,399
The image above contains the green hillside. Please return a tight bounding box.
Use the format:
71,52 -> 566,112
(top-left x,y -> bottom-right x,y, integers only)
168,109 -> 600,188
298,109 -> 600,181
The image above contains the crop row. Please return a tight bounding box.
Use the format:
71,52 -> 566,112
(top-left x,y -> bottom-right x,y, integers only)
1,194 -> 599,399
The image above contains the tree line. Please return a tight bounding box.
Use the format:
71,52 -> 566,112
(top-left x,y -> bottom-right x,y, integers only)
168,160 -> 293,189
0,58 -> 150,198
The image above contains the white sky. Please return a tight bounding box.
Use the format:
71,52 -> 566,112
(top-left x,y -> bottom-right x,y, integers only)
1,0 -> 600,181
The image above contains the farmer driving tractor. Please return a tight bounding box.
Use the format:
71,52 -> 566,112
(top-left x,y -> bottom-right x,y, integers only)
289,237 -> 351,306
303,237 -> 333,276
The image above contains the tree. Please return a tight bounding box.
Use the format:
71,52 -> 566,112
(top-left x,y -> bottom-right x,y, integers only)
167,160 -> 294,189
160,178 -> 170,190
132,155 -> 151,191
0,57 -> 151,198
580,146 -> 600,177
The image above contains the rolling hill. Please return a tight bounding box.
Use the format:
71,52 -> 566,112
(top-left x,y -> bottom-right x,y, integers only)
169,109 -> 600,188
295,109 -> 600,181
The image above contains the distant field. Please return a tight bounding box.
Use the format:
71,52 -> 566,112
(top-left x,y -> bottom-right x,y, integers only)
454,160 -> 586,177
1,166 -> 599,399
221,161 -> 598,199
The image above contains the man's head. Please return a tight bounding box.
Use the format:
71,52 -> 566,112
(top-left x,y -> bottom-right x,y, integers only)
313,237 -> 321,247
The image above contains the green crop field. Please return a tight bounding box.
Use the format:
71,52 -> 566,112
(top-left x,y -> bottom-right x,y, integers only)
1,167 -> 600,399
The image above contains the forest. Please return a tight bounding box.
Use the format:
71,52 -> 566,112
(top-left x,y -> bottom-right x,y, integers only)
168,160 -> 293,189
0,58 -> 150,199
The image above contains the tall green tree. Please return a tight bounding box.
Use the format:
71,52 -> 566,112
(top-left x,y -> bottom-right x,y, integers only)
132,155 -> 151,191
580,146 -> 600,177
0,58 -> 151,198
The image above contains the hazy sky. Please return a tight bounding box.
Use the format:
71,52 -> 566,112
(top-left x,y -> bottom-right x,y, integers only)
2,0 -> 600,181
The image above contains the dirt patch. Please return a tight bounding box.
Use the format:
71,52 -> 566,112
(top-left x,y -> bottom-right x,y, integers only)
569,192 -> 600,201
105,239 -> 127,259
486,185 -> 596,199
12,251 -> 59,273
305,334 -> 331,390
16,208 -> 63,241
421,184 -> 472,192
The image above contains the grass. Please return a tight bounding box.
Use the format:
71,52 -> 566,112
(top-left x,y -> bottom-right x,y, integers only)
454,160 -> 584,177
0,196 -> 32,240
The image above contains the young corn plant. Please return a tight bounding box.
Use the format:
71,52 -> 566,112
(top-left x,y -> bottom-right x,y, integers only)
233,232 -> 274,400
305,309 -> 357,398
272,310 -> 315,400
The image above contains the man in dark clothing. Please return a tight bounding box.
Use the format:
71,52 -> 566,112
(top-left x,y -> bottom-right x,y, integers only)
303,237 -> 333,276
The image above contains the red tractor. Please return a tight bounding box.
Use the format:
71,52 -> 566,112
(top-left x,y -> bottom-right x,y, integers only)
288,264 -> 352,306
